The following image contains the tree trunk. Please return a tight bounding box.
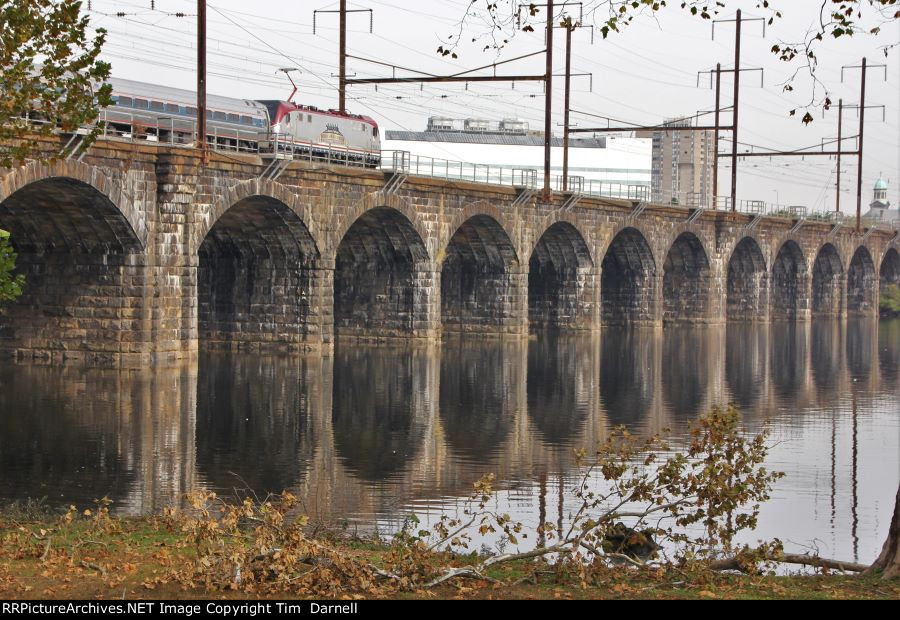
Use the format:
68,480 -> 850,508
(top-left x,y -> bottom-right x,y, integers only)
867,484 -> 900,579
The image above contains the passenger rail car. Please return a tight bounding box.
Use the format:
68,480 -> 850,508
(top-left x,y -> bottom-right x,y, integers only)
100,77 -> 381,166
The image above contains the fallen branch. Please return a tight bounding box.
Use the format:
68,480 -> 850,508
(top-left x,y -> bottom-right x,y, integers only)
80,560 -> 107,577
423,566 -> 500,588
579,541 -> 648,569
708,553 -> 868,573
73,539 -> 109,550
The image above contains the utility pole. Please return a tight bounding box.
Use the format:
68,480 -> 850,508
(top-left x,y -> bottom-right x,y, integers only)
563,19 -> 572,191
855,57 -> 866,232
709,9 -> 765,211
573,12 -> 757,213
197,0 -> 207,164
836,99 -> 843,214
543,0 -> 555,199
712,63 -> 721,207
344,4 -> 581,196
729,9 -> 741,212
313,4 -> 373,113
528,2 -> 589,195
841,57 -> 887,231
339,0 -> 347,113
558,18 -> 593,193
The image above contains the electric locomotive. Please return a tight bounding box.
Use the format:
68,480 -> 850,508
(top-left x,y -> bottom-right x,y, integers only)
99,76 -> 381,166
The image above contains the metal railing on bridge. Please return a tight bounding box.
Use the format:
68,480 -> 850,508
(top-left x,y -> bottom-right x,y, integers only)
33,120 -> 897,229
380,150 -> 652,202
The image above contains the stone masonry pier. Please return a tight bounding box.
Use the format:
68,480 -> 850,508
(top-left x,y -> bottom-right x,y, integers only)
0,136 -> 897,366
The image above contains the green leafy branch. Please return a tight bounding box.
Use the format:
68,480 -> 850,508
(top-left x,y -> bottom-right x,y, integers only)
0,0 -> 112,168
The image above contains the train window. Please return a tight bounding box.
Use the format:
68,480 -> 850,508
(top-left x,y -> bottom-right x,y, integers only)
185,107 -> 197,117
308,114 -> 312,123
240,115 -> 253,125
373,127 -> 378,137
150,101 -> 164,112
227,113 -> 239,123
214,111 -> 226,121
116,96 -> 132,107
206,110 -> 213,120
132,98 -> 148,110
165,104 -> 179,114
255,119 -> 265,127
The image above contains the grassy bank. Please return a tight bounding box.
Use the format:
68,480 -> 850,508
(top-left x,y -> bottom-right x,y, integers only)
1,506 -> 896,600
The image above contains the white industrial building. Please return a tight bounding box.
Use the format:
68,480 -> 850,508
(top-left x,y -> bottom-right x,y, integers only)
383,117 -> 650,197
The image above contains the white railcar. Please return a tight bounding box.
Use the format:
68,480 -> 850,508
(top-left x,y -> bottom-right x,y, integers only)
98,77 -> 380,166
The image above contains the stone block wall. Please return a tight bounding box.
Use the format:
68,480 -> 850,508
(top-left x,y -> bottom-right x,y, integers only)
0,136 -> 897,365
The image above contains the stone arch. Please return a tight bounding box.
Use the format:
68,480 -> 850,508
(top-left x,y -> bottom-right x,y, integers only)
441,214 -> 523,333
662,232 -> 712,323
439,200 -> 519,263
334,192 -> 432,262
528,220 -> 595,330
881,247 -> 900,296
0,170 -> 147,363
811,242 -> 844,317
771,239 -> 809,320
334,207 -> 432,337
847,245 -> 877,315
198,195 -> 322,350
659,224 -> 716,271
0,160 -> 146,249
600,226 -> 657,325
726,236 -> 768,321
200,178 -> 325,253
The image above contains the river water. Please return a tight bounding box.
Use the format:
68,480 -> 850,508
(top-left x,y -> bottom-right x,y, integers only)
0,319 -> 897,565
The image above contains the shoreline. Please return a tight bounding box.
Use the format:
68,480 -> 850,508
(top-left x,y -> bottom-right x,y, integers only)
1,509 -> 896,600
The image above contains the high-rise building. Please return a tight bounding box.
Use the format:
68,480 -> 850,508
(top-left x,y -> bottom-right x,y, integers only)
637,119 -> 715,207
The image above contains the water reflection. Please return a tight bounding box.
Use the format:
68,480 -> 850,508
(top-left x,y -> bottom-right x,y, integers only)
662,326 -> 717,422
331,345 -> 434,482
726,323 -> 767,412
879,320 -> 899,390
811,321 -> 843,399
0,364 -> 196,512
0,366 -> 137,505
196,353 -> 321,496
440,338 -> 521,464
599,328 -> 658,429
847,318 -> 877,382
769,322 -> 809,400
0,320 -> 897,565
527,333 -> 594,446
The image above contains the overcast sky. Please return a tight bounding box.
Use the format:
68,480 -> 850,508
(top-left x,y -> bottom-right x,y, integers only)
86,0 -> 899,213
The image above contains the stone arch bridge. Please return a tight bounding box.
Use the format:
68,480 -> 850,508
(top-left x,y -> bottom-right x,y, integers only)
1,138 -> 898,366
